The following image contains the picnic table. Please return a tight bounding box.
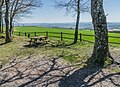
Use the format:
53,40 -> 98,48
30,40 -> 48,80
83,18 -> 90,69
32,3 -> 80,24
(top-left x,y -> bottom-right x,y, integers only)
29,36 -> 48,45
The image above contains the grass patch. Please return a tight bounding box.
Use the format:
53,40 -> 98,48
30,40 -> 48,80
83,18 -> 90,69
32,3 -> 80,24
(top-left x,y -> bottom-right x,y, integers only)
0,35 -> 93,65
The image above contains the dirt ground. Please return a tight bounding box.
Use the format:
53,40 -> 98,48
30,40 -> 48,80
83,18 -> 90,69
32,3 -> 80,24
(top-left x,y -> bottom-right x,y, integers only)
0,47 -> 120,87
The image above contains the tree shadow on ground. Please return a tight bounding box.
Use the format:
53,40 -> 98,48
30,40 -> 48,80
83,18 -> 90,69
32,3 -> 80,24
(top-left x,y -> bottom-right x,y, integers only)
0,42 -> 8,46
23,40 -> 76,48
23,42 -> 47,48
0,56 -> 80,87
59,63 -> 120,87
0,56 -> 120,87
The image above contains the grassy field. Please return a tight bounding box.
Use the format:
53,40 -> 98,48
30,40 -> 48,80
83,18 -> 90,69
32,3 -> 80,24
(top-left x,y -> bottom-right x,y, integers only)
0,26 -> 120,70
14,26 -> 120,44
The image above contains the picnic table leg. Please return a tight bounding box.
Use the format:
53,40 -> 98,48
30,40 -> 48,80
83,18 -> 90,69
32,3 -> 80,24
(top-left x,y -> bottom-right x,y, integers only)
45,37 -> 48,44
29,39 -> 32,45
34,38 -> 38,46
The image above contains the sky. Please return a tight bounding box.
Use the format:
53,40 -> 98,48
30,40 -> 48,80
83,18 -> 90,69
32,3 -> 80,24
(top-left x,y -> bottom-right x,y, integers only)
21,0 -> 120,23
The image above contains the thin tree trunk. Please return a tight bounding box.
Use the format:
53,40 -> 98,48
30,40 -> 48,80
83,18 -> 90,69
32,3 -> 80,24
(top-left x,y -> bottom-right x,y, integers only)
74,0 -> 80,44
0,0 -> 4,33
2,18 -> 3,33
0,6 -> 2,33
5,0 -> 11,43
10,17 -> 13,36
90,0 -> 113,66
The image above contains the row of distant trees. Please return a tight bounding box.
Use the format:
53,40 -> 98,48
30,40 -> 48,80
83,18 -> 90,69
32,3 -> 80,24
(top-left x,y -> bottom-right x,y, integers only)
0,0 -> 41,42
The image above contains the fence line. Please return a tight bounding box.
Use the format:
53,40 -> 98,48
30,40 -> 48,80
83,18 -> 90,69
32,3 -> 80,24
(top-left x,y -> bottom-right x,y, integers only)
13,31 -> 120,44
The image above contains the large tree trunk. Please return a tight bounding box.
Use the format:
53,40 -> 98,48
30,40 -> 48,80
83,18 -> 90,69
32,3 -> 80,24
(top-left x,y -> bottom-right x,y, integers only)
5,0 -> 11,43
74,0 -> 80,44
90,0 -> 113,66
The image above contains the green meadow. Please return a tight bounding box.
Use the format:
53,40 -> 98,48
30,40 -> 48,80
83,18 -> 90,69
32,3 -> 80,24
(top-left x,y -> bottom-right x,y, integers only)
14,26 -> 120,44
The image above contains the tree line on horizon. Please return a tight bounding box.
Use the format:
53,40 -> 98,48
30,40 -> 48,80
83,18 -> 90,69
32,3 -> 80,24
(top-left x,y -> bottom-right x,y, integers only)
0,0 -> 116,67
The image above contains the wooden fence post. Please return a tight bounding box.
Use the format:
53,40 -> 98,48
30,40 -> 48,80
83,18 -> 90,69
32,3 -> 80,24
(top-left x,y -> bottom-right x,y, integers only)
46,31 -> 48,37
80,33 -> 82,41
61,32 -> 63,41
34,32 -> 36,36
28,34 -> 30,38
25,32 -> 26,36
19,32 -> 20,36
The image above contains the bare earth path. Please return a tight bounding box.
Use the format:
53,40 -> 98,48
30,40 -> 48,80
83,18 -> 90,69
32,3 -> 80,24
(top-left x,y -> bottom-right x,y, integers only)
0,51 -> 120,87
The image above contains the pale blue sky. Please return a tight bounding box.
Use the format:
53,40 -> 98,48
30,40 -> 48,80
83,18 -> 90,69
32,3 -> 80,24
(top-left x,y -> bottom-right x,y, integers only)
21,0 -> 120,23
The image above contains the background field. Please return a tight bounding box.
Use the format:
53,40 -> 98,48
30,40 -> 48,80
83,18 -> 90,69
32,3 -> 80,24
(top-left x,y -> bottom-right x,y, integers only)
14,26 -> 120,44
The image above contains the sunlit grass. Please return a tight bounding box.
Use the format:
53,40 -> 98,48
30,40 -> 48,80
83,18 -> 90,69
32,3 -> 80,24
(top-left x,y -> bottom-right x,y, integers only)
0,35 -> 93,65
14,26 -> 120,44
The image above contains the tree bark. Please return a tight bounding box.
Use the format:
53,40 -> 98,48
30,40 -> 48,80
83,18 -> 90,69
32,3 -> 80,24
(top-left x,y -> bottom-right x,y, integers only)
90,0 -> 113,66
1,18 -> 3,33
74,0 -> 80,44
5,0 -> 11,43
0,6 -> 2,33
10,17 -> 13,36
0,0 -> 4,33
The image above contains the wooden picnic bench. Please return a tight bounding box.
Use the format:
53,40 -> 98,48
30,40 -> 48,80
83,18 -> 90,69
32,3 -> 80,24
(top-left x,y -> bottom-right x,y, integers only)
29,36 -> 48,45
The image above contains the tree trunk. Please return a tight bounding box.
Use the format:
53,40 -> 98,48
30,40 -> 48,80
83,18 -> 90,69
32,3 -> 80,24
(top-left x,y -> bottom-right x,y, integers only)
1,18 -> 3,33
0,6 -> 2,33
90,0 -> 113,66
10,17 -> 13,36
0,0 -> 4,33
74,0 -> 80,44
5,0 -> 11,43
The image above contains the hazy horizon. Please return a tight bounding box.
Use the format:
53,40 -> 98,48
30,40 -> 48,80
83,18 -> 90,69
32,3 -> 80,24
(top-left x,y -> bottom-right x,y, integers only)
18,22 -> 120,24
15,22 -> 120,30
